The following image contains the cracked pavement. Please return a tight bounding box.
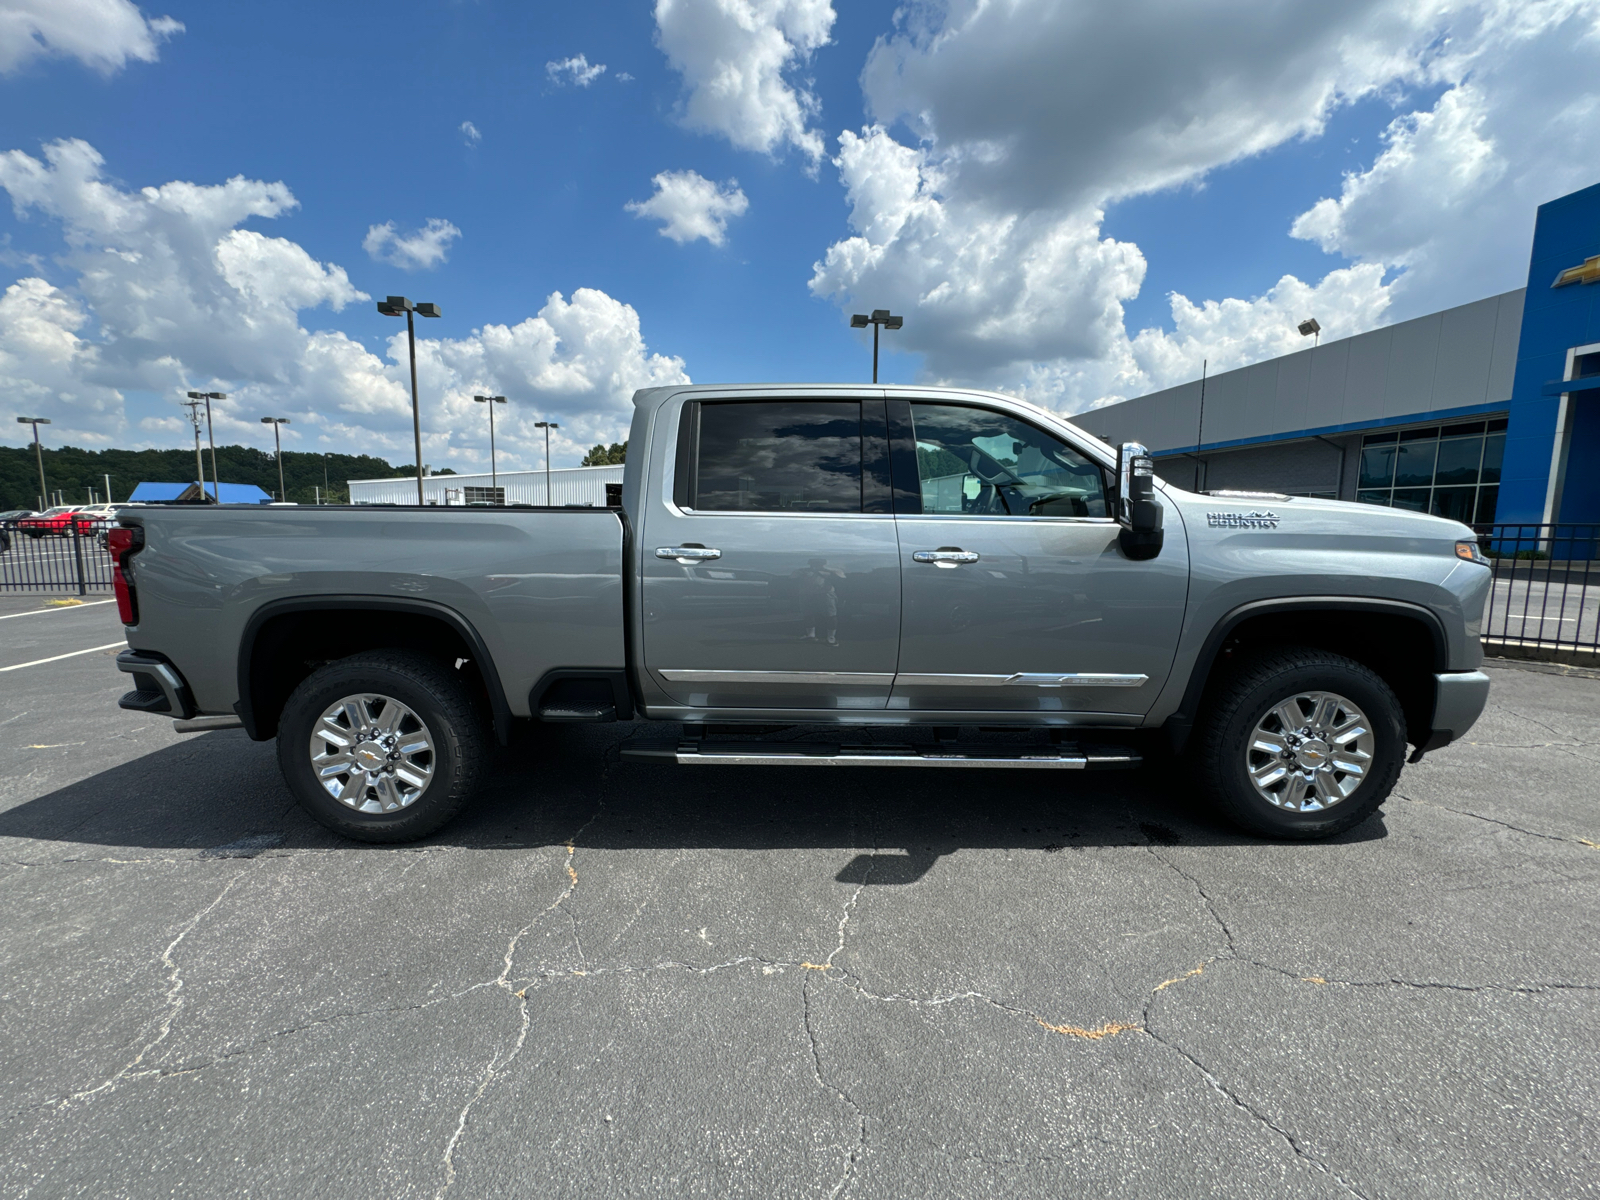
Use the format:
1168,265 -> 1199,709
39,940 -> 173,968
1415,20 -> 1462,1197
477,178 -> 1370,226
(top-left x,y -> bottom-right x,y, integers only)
0,598 -> 1597,1197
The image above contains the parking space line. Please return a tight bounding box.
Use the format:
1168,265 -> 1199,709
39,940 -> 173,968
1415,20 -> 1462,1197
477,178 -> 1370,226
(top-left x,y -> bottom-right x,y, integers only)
0,600 -> 117,620
0,642 -> 126,672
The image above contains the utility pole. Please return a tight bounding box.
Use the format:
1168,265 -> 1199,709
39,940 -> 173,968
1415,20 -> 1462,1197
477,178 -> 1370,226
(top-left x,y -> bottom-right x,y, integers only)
180,396 -> 206,492
849,309 -> 904,383
261,417 -> 290,502
16,417 -> 50,510
535,421 -> 559,505
187,391 -> 227,500
376,296 -> 442,504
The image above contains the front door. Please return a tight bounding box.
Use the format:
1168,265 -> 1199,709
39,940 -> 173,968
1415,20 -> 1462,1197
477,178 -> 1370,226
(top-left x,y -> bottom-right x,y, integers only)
641,397 -> 902,710
890,400 -> 1188,716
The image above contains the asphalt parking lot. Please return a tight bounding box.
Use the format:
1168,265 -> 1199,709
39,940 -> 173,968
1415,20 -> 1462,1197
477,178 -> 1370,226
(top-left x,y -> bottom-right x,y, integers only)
0,595 -> 1596,1198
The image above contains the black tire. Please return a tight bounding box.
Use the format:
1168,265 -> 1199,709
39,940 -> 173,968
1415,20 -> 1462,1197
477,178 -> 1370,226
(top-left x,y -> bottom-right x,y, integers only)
1194,646 -> 1405,840
276,650 -> 488,843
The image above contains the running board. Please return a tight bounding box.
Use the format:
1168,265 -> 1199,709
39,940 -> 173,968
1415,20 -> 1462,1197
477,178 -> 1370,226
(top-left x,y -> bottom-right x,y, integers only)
620,740 -> 1141,770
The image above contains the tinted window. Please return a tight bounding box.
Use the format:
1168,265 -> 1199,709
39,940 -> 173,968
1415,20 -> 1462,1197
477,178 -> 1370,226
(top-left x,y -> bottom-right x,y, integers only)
694,401 -> 862,512
909,404 -> 1107,518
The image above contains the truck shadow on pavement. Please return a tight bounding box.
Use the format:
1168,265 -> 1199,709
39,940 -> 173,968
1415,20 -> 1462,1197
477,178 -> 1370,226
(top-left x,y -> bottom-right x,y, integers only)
0,722 -> 1387,879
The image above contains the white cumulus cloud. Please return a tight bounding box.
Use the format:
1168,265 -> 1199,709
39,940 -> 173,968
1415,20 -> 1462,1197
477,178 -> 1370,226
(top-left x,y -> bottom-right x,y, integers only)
363,218 -> 462,271
811,0 -> 1600,414
0,0 -> 182,75
0,141 -> 689,470
653,0 -> 834,162
459,120 -> 481,144
546,53 -> 606,87
626,170 -> 749,246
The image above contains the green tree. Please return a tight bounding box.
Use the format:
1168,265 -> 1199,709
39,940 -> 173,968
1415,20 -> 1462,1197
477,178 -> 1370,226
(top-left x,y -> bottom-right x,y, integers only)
0,444 -> 416,509
581,441 -> 627,466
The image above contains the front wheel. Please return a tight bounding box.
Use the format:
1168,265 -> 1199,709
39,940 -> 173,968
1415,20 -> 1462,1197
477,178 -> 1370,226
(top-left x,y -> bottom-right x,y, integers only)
1194,647 -> 1405,839
276,650 -> 488,842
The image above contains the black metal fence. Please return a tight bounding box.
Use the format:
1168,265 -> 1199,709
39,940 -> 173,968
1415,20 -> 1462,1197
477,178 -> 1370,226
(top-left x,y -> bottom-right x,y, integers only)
1472,523 -> 1599,655
0,519 -> 116,593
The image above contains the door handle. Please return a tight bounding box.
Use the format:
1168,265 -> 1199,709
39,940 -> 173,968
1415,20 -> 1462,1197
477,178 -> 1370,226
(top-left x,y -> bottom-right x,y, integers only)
912,548 -> 980,568
657,546 -> 722,563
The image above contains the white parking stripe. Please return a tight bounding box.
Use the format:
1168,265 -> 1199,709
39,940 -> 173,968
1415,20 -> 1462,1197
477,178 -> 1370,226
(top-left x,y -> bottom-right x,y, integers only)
0,600 -> 117,620
0,642 -> 126,672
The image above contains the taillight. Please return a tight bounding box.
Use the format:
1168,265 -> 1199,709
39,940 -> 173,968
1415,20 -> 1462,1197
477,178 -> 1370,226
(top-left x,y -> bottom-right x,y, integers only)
107,526 -> 143,625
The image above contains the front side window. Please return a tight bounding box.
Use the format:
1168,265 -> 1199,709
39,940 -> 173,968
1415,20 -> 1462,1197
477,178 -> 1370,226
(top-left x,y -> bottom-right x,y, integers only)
693,401 -> 863,512
909,404 -> 1108,518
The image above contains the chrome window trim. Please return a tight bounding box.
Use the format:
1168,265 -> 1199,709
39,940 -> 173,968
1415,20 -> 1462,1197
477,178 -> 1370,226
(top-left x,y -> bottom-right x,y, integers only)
894,672 -> 1149,688
658,669 -> 897,686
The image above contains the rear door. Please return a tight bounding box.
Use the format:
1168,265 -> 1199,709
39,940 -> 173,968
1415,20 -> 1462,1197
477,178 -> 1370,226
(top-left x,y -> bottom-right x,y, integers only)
889,399 -> 1188,716
640,396 -> 902,710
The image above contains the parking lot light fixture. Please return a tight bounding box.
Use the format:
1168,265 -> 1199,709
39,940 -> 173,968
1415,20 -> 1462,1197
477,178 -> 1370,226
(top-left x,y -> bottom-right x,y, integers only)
1298,317 -> 1321,347
534,420 -> 559,505
187,391 -> 227,500
16,417 -> 51,511
378,296 -> 442,504
261,417 -> 291,501
474,396 -> 507,493
849,309 -> 903,382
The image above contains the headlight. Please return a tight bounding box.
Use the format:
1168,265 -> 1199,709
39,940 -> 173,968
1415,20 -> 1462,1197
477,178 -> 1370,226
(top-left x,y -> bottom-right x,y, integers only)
1455,539 -> 1489,566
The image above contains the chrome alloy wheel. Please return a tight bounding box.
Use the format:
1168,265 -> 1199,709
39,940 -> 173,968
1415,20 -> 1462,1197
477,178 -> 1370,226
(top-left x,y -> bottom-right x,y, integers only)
308,693 -> 435,813
1244,690 -> 1375,812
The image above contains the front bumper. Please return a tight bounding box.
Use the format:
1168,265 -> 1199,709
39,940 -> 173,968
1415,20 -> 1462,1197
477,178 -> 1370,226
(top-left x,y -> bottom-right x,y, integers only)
1410,669 -> 1491,760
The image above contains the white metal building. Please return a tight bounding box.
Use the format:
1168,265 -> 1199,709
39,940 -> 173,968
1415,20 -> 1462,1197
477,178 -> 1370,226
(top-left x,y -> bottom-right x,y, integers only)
347,464 -> 624,507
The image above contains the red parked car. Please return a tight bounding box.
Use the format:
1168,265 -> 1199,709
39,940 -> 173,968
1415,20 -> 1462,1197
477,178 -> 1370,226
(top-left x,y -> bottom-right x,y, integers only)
16,506 -> 95,537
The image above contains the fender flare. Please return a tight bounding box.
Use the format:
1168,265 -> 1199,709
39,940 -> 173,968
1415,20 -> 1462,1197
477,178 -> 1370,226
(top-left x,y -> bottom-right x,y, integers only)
1163,596 -> 1450,752
236,595 -> 514,743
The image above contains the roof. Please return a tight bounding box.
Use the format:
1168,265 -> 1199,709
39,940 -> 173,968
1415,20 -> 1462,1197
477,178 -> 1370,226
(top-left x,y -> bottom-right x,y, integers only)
128,481 -> 274,503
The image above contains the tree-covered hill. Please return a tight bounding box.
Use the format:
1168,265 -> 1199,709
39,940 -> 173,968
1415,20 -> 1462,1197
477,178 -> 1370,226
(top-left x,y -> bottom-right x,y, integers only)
0,443 -> 426,510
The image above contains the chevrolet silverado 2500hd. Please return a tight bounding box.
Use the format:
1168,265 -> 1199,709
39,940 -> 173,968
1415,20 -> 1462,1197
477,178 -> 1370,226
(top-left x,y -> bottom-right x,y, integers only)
108,384 -> 1492,842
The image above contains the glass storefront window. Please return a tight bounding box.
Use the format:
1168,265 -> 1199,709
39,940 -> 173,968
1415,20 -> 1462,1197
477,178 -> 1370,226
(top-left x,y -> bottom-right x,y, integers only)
1433,436 -> 1483,485
1356,416 -> 1506,522
1359,436 -> 1397,488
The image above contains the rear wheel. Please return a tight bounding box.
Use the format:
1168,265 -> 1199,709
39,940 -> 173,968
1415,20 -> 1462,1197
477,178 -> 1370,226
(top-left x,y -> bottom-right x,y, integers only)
1194,647 -> 1405,839
277,650 -> 487,842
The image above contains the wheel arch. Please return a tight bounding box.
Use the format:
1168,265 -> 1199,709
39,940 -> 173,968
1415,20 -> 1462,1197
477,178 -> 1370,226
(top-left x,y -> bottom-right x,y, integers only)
1165,597 -> 1450,754
237,597 -> 512,744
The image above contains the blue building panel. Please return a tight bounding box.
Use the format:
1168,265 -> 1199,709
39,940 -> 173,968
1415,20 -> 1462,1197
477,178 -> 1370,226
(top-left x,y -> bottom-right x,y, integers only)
1498,180 -> 1600,524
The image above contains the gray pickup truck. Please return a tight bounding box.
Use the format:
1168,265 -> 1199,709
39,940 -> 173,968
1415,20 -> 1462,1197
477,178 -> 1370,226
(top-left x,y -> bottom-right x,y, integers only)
108,384 -> 1492,843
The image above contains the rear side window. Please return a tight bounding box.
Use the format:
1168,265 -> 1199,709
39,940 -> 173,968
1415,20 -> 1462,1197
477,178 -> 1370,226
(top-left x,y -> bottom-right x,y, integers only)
691,401 -> 864,512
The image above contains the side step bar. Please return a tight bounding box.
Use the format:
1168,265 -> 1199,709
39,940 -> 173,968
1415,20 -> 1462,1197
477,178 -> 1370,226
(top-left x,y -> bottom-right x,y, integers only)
620,740 -> 1141,770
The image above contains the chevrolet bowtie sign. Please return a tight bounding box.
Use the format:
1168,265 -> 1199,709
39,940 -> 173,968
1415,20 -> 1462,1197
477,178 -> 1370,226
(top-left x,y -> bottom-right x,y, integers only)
1552,255 -> 1600,287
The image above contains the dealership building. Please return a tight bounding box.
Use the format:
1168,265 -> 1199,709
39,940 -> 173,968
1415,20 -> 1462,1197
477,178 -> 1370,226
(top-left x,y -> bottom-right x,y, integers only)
1073,180 -> 1600,528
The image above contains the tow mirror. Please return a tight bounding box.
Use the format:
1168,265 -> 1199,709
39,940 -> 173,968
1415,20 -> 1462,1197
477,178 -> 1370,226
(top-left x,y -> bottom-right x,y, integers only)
1115,442 -> 1164,560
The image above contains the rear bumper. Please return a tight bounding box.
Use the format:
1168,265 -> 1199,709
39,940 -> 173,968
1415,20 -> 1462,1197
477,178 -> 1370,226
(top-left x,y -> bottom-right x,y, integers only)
116,649 -> 196,720
1411,669 -> 1491,759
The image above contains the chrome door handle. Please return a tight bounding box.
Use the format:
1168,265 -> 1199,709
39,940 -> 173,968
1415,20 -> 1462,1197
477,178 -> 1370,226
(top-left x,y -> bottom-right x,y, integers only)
656,546 -> 722,562
912,549 -> 980,568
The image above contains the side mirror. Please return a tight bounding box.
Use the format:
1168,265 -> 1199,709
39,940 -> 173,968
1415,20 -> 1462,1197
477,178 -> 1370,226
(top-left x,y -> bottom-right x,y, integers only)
1115,442 -> 1164,560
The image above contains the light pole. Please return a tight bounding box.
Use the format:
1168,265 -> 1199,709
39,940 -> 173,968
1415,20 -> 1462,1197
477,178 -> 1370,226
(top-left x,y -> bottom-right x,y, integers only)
16,417 -> 50,510
1298,317 -> 1321,348
474,395 -> 507,497
261,417 -> 290,500
534,420 -> 559,506
376,295 -> 442,504
186,391 -> 227,500
850,309 -> 904,383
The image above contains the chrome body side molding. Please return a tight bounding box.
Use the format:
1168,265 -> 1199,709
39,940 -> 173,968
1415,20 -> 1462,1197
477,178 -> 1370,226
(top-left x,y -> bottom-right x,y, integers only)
657,669 -> 897,686
893,672 -> 1149,688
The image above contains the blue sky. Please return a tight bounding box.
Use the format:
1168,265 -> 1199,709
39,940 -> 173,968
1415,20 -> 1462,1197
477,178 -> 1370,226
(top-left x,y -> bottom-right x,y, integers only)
1,1 -> 1595,472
